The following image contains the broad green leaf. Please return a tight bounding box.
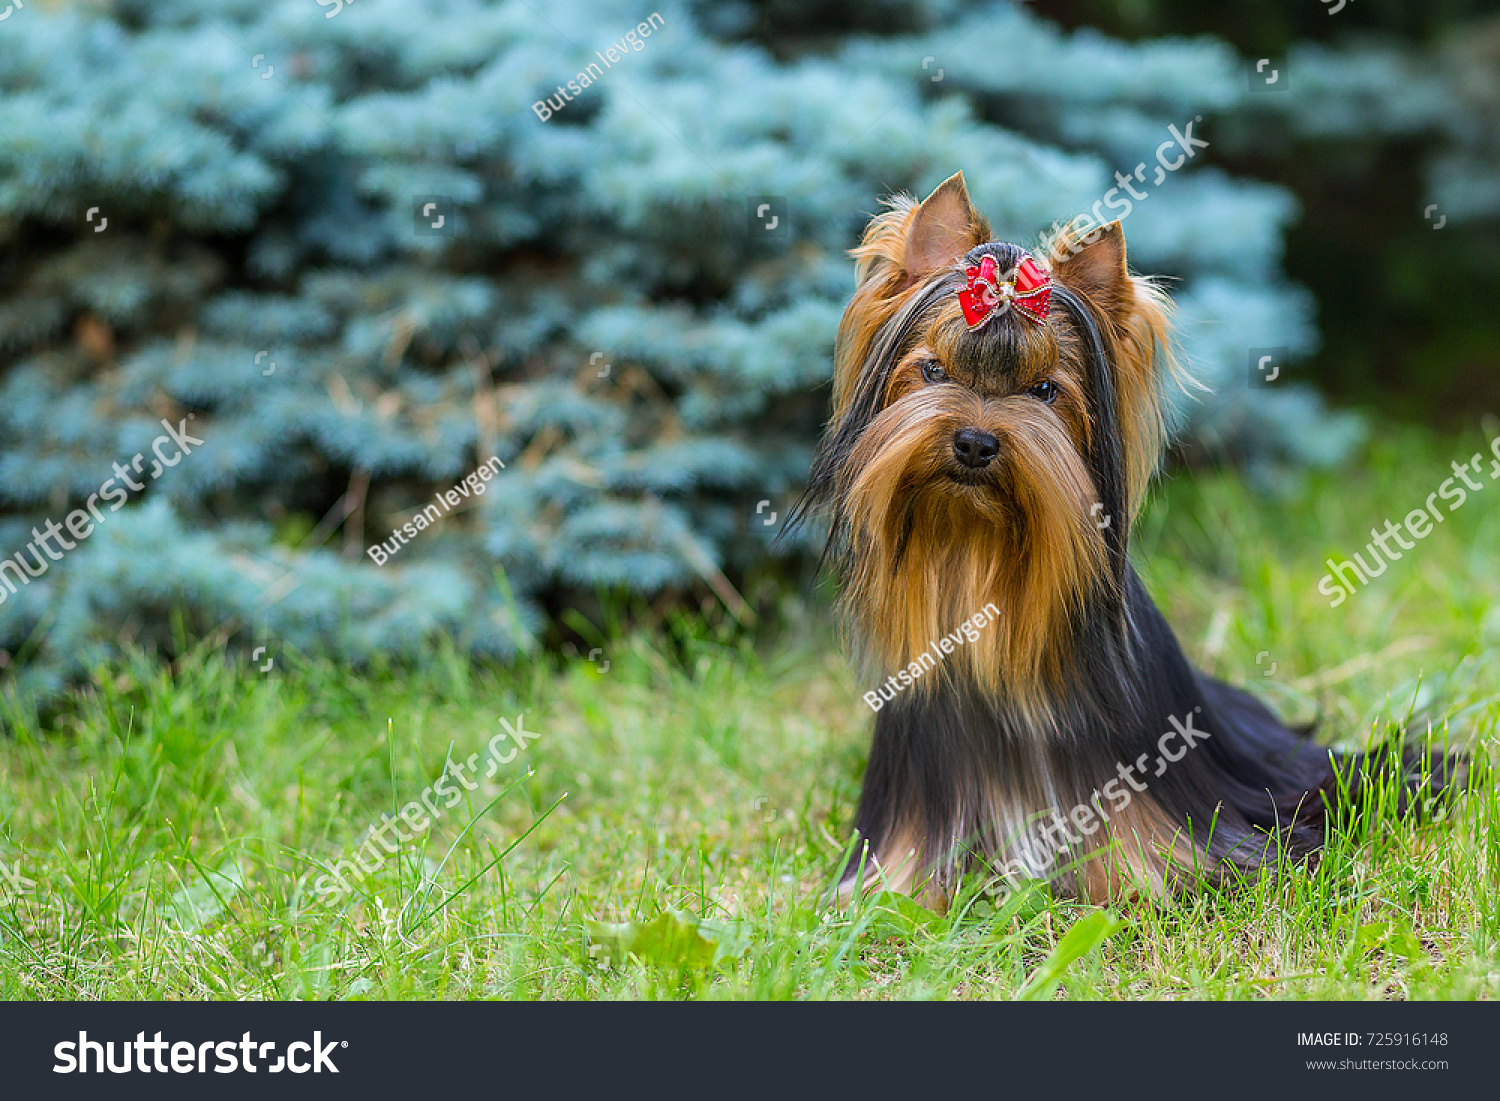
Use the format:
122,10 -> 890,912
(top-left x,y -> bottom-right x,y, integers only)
164,859 -> 245,933
1352,921 -> 1429,966
860,890 -> 943,941
587,910 -> 747,970
341,977 -> 377,1000
1015,910 -> 1124,1001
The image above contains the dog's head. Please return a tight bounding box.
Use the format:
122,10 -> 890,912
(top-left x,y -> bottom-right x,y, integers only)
798,172 -> 1178,702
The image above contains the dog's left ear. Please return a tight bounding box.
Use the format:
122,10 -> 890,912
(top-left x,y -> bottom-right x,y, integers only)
1048,218 -> 1176,523
1049,222 -> 1133,326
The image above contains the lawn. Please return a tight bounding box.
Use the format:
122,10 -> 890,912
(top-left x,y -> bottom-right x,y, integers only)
1,424 -> 1497,1000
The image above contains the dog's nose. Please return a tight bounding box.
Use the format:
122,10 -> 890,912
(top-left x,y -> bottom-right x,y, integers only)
952,428 -> 999,469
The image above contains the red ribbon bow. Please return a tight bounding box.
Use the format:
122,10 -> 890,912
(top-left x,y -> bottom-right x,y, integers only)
958,252 -> 1052,329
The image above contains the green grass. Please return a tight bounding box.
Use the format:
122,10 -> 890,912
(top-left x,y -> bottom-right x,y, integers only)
1,424 -> 1497,1000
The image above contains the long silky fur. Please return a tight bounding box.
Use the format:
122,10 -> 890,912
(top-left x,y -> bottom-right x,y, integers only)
791,211 -> 1464,907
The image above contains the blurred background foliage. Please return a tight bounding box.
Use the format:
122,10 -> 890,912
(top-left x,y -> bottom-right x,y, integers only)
1031,0 -> 1500,421
0,0 -> 1494,705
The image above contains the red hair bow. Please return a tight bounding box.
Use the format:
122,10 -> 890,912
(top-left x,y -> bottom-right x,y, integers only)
958,252 -> 1052,329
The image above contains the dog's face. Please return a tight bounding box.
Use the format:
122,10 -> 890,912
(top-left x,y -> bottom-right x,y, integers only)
803,173 -> 1175,705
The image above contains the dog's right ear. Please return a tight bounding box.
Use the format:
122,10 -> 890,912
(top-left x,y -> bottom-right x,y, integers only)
851,171 -> 990,294
902,172 -> 988,282
836,173 -> 989,414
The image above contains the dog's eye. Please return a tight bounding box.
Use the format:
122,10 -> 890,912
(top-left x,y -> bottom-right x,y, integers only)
1028,380 -> 1059,403
921,360 -> 948,384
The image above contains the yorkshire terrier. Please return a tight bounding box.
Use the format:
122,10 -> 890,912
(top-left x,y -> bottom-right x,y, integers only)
791,172 -> 1459,907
